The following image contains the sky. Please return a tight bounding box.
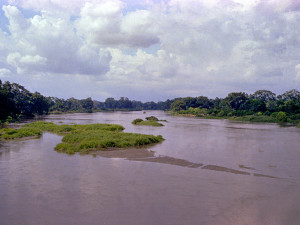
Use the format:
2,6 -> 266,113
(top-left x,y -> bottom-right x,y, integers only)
0,0 -> 300,101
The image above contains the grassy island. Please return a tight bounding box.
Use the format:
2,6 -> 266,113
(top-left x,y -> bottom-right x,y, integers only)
132,116 -> 165,127
0,121 -> 164,154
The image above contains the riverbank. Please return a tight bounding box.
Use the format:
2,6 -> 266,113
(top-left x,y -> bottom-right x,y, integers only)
171,111 -> 300,128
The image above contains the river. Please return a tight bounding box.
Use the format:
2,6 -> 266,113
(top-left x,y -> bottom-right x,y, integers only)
1,111 -> 300,225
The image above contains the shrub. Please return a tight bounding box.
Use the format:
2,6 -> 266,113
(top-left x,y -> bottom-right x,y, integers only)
132,118 -> 164,126
132,118 -> 144,124
271,112 -> 278,118
145,116 -> 159,121
138,121 -> 164,127
276,111 -> 287,122
227,112 -> 233,117
216,110 -> 225,117
1,127 -> 42,140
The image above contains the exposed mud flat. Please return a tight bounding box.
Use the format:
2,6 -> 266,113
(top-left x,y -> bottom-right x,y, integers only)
202,165 -> 251,175
94,148 -> 203,168
93,148 -> 278,178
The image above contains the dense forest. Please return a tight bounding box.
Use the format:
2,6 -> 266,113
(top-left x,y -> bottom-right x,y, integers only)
170,90 -> 300,124
0,80 -> 173,123
1,79 -> 300,126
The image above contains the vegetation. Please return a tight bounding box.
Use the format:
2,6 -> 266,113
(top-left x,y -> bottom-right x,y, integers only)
170,89 -> 300,125
132,117 -> 164,127
132,119 -> 144,124
145,116 -> 159,121
1,79 -> 299,127
0,127 -> 42,140
0,121 -> 164,154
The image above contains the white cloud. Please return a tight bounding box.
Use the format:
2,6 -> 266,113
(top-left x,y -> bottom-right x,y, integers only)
0,0 -> 299,100
0,68 -> 12,78
75,2 -> 159,48
1,5 -> 112,76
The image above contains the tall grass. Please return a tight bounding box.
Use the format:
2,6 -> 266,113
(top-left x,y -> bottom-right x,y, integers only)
0,127 -> 42,139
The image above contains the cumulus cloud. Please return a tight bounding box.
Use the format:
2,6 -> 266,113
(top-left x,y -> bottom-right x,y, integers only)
1,5 -> 111,76
75,1 -> 159,48
0,68 -> 12,78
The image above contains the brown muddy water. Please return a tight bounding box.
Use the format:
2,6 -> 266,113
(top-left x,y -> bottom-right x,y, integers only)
1,111 -> 300,225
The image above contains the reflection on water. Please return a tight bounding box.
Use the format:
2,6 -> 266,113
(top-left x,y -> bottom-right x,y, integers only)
0,111 -> 300,225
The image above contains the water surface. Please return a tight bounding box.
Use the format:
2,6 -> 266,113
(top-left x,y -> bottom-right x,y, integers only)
1,111 -> 300,225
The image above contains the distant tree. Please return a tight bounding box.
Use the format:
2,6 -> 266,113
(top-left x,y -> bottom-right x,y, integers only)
0,80 -> 16,119
251,90 -> 276,102
266,100 -> 278,112
195,96 -> 214,109
31,92 -> 51,115
170,99 -> 186,111
240,99 -> 266,112
279,89 -> 300,101
225,92 -> 249,110
80,97 -> 93,113
104,98 -> 116,109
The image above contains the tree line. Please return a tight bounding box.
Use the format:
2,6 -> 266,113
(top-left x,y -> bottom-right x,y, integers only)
0,80 -> 173,122
1,79 -> 300,124
170,90 -> 300,123
0,80 -> 94,122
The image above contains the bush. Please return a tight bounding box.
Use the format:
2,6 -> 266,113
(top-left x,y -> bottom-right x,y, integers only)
132,118 -> 164,127
138,121 -> 164,127
271,112 -> 278,118
145,116 -> 159,121
276,111 -> 287,122
216,110 -> 225,117
132,118 -> 144,124
0,127 -> 42,140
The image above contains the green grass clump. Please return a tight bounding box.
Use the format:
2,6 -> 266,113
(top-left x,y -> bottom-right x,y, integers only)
73,123 -> 124,132
138,121 -> 164,127
23,121 -> 124,134
0,127 -> 42,140
132,118 -> 143,124
298,123 -> 300,128
145,116 -> 159,121
23,121 -> 58,132
2,121 -> 164,155
229,115 -> 278,123
132,118 -> 164,127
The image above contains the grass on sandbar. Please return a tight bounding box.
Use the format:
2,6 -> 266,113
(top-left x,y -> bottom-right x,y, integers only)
0,127 -> 42,139
1,121 -> 164,155
56,130 -> 164,154
132,118 -> 164,127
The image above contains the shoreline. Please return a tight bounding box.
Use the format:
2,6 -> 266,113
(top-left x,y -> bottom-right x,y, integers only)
171,112 -> 300,127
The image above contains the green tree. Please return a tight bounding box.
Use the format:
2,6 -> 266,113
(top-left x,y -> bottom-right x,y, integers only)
80,97 -> 93,113
225,92 -> 249,110
252,90 -> 276,102
170,99 -> 186,111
